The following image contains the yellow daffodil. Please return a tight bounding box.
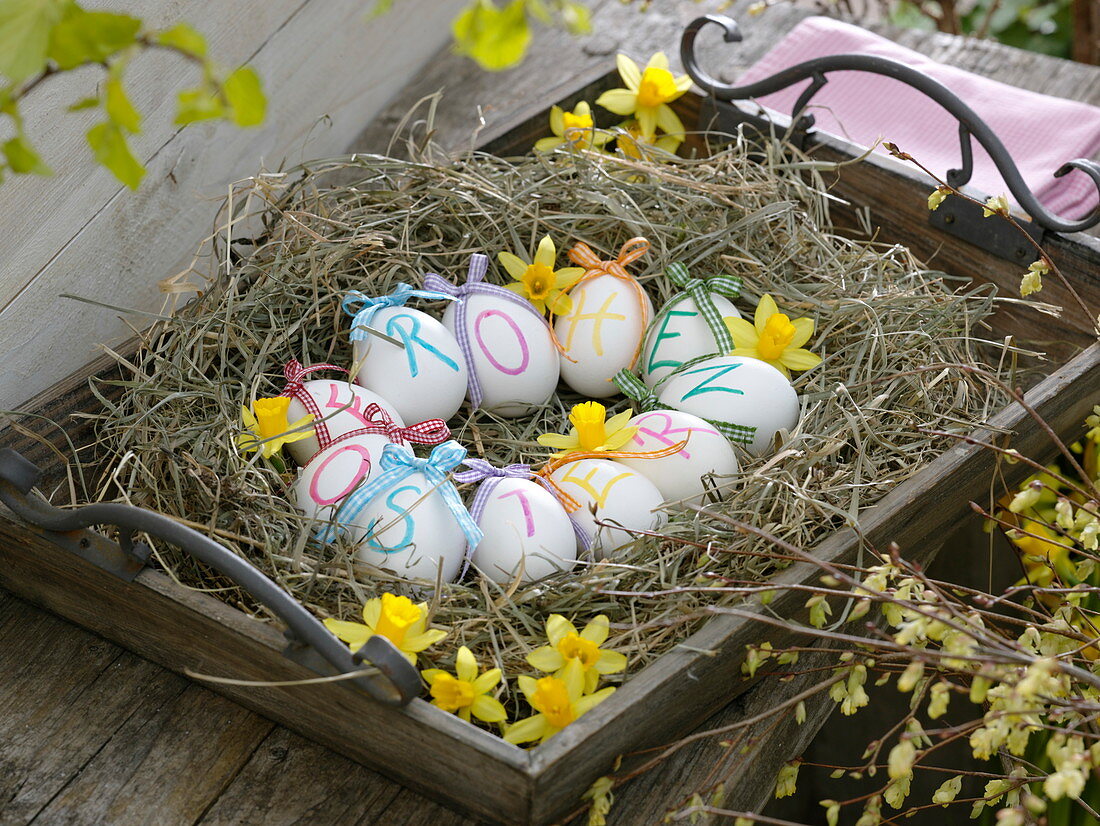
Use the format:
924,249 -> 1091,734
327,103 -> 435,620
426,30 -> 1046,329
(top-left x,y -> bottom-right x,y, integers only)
324,592 -> 447,665
596,52 -> 692,138
723,294 -> 822,379
615,119 -> 683,160
238,396 -> 314,459
421,645 -> 507,724
536,401 -> 638,458
534,102 -> 612,153
500,235 -> 585,316
526,614 -> 627,694
504,661 -> 615,745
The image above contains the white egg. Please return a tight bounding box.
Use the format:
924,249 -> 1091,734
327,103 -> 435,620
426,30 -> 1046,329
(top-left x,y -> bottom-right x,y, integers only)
555,274 -> 654,398
469,478 -> 576,584
345,469 -> 468,582
284,379 -> 405,464
442,294 -> 559,417
641,294 -> 742,388
292,433 -> 391,520
548,458 -> 666,560
657,356 -> 800,457
612,409 -> 739,503
352,306 -> 468,423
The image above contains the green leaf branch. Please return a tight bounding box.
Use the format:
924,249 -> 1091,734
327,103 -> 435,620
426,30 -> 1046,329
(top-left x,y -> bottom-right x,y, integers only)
0,0 -> 267,189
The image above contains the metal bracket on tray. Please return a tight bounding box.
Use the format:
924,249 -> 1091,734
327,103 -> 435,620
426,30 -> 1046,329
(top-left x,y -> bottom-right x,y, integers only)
680,14 -> 1100,251
0,447 -> 421,707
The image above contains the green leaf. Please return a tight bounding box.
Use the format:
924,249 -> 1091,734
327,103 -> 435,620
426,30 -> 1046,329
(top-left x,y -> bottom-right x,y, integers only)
222,65 -> 264,127
0,0 -> 68,81
105,75 -> 140,132
3,132 -> 50,174
47,9 -> 141,70
86,121 -> 143,188
174,86 -> 224,125
154,22 -> 205,57
452,0 -> 531,71
67,94 -> 98,111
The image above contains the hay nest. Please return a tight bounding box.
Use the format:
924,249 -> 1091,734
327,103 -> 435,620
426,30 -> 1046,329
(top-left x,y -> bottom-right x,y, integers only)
90,134 -> 1012,714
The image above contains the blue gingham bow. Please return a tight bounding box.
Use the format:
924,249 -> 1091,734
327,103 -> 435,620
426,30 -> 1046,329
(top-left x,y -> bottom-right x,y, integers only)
664,262 -> 743,353
342,283 -> 457,342
315,440 -> 482,550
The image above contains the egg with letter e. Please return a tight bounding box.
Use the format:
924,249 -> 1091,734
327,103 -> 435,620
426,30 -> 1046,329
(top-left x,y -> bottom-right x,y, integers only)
470,478 -> 576,584
352,306 -> 468,423
555,275 -> 654,398
548,458 -> 666,560
443,294 -> 559,417
292,433 -> 390,521
642,294 -> 741,388
284,379 -> 404,465
657,355 -> 799,457
613,409 -> 739,503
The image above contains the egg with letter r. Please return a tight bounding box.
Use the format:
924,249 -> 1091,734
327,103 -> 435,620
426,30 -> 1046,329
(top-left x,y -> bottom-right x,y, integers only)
352,306 -> 468,423
641,294 -> 741,388
657,355 -> 799,457
470,478 -> 576,583
284,379 -> 404,464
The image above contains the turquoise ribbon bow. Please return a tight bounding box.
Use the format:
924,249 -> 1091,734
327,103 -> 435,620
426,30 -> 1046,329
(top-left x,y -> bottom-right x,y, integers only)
343,283 -> 456,342
663,262 -> 743,354
315,440 -> 483,550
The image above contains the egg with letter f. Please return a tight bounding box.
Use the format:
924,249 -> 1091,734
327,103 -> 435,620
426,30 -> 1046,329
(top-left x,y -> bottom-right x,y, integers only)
470,478 -> 576,584
352,306 -> 468,423
657,355 -> 799,457
548,458 -> 666,559
284,379 -> 404,465
642,294 -> 741,388
555,275 -> 654,398
442,294 -> 559,417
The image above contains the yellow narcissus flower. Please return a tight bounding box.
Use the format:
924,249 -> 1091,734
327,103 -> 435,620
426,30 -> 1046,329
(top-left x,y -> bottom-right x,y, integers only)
534,102 -> 611,153
536,401 -> 638,458
503,661 -> 615,746
499,235 -> 585,316
596,52 -> 692,138
238,396 -> 314,459
526,614 -> 627,694
324,592 -> 447,665
615,119 -> 683,160
421,645 -> 507,724
723,294 -> 822,379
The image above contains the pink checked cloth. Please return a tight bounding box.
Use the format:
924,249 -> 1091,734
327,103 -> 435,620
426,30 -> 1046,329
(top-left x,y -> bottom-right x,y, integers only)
735,16 -> 1100,220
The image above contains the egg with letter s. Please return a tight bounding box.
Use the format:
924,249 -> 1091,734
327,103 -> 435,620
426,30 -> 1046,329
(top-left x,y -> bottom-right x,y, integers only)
548,458 -> 666,559
442,294 -> 559,417
352,306 -> 468,423
642,294 -> 742,388
292,432 -> 390,520
657,355 -> 799,457
555,275 -> 654,398
470,478 -> 576,584
612,409 -> 739,503
284,379 -> 404,464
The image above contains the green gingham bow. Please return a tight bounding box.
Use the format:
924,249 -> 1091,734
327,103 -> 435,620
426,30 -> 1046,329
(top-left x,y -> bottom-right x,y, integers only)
664,262 -> 743,353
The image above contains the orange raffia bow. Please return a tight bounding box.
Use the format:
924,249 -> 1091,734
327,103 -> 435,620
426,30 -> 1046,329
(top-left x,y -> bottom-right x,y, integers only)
559,237 -> 652,370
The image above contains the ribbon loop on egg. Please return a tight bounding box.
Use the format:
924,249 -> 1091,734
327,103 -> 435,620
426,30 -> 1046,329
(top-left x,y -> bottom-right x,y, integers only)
335,403 -> 450,447
663,262 -> 743,354
613,369 -> 668,413
279,359 -> 348,451
342,283 -> 457,342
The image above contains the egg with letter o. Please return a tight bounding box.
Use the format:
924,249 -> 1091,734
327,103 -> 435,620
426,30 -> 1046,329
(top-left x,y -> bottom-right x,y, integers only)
442,294 -> 559,417
284,379 -> 404,464
657,355 -> 799,457
352,306 -> 468,423
555,275 -> 654,398
548,458 -> 666,559
470,478 -> 576,583
613,409 -> 739,503
292,433 -> 390,520
642,294 -> 741,388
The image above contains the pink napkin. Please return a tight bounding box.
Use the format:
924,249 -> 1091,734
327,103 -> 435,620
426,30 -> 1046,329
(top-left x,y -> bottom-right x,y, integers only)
735,16 -> 1100,220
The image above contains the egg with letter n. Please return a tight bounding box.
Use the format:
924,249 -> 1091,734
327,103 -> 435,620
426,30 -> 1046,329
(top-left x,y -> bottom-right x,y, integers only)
612,409 -> 739,503
283,378 -> 404,465
469,478 -> 577,584
292,432 -> 389,521
657,355 -> 799,457
642,293 -> 741,388
548,458 -> 666,560
344,286 -> 468,424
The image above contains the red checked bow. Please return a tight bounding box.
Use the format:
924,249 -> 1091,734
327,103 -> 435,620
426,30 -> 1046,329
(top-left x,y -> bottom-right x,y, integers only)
339,403 -> 451,447
279,359 -> 347,450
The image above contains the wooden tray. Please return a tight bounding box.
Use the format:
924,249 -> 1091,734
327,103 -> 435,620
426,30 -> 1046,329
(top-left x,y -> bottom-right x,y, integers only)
2,69 -> 1099,826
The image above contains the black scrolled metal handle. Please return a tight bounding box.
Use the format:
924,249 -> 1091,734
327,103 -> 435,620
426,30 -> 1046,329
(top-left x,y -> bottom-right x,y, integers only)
681,14 -> 1100,234
0,448 -> 421,707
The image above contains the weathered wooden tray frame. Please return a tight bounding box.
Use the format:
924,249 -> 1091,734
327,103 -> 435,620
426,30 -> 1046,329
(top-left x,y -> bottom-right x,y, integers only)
2,75 -> 1098,825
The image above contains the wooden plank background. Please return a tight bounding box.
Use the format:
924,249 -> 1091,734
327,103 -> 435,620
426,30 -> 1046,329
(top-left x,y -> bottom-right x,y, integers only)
0,0 -> 466,412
